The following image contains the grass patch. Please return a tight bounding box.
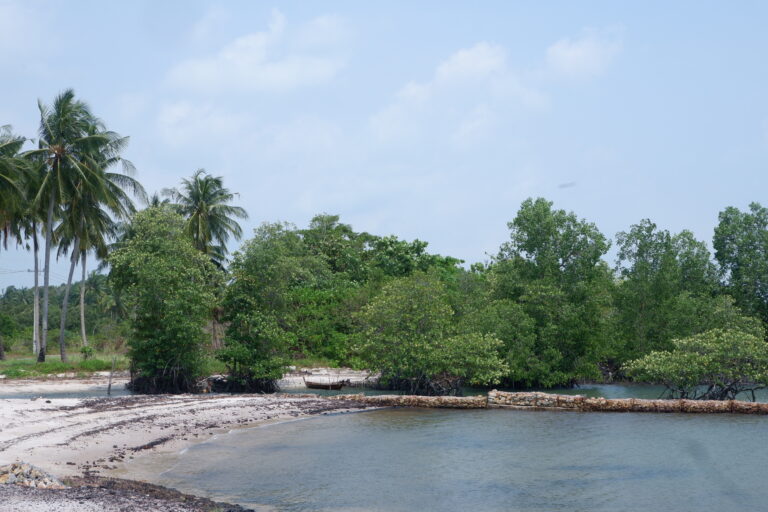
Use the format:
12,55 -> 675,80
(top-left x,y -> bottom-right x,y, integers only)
0,353 -> 129,379
200,356 -> 228,376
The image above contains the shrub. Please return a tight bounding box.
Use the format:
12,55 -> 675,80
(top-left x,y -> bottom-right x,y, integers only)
79,346 -> 95,360
109,208 -> 217,393
356,272 -> 506,395
627,328 -> 768,400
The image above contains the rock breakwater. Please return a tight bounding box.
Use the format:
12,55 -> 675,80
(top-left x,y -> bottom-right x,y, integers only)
487,390 -> 768,414
327,393 -> 488,408
0,462 -> 66,489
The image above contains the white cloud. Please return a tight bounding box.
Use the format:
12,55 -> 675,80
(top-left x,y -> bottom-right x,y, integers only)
435,42 -> 506,82
294,14 -> 349,49
167,9 -> 346,93
453,104 -> 494,147
370,42 -> 545,146
189,5 -> 231,41
251,117 -> 345,162
370,29 -> 621,148
546,30 -> 622,79
156,101 -> 246,146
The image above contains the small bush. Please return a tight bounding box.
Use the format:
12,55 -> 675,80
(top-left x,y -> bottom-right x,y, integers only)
80,346 -> 95,360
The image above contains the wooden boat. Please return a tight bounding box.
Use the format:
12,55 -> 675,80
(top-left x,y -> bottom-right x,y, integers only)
303,377 -> 350,390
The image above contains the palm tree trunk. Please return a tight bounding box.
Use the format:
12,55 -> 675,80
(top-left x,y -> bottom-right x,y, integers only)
38,188 -> 55,363
79,251 -> 88,347
58,237 -> 79,363
0,334 -> 5,361
32,224 -> 40,356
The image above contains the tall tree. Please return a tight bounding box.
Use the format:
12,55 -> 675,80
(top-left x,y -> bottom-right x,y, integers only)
110,207 -> 216,393
615,219 -> 722,358
0,125 -> 26,249
19,161 -> 46,355
54,129 -> 143,358
713,203 -> 768,324
163,169 -> 248,266
491,198 -> 614,386
355,271 -> 506,395
0,127 -> 40,354
24,89 -> 113,362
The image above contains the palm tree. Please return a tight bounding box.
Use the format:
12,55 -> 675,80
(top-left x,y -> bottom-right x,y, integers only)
0,126 -> 26,249
15,161 -> 46,355
24,89 -> 115,362
164,170 -> 247,349
53,129 -> 144,359
163,169 -> 248,267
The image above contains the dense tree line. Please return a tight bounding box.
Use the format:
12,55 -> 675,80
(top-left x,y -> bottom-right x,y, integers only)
2,90 -> 768,396
98,200 -> 768,395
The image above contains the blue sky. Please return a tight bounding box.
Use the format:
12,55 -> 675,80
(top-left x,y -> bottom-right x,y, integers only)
1,1 -> 767,289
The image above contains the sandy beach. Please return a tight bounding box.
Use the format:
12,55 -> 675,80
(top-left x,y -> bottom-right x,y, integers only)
0,375 -> 374,511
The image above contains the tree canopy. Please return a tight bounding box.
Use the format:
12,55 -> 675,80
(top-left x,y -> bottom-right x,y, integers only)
628,328 -> 768,401
109,207 -> 216,393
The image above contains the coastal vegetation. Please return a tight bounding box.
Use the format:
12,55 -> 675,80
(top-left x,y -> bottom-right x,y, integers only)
2,89 -> 768,397
109,208 -> 218,393
627,328 -> 768,401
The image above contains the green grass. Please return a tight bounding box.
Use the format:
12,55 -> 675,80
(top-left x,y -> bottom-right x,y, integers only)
0,352 -> 350,380
0,352 -> 129,379
200,355 -> 228,376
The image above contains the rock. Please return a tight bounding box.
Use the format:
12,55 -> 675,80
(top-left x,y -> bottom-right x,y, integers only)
486,390 -> 768,414
0,462 -> 66,489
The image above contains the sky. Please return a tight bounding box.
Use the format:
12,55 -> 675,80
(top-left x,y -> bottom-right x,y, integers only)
1,0 -> 767,290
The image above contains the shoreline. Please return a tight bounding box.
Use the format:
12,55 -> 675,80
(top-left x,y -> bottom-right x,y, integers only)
3,374 -> 767,510
0,393 -> 374,478
0,377 -> 378,511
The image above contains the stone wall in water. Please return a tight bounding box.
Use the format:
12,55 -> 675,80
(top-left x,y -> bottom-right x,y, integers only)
486,390 -> 768,414
327,393 -> 488,408
325,390 -> 768,413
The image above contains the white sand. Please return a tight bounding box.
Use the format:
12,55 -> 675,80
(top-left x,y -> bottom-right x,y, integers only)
0,388 -> 371,480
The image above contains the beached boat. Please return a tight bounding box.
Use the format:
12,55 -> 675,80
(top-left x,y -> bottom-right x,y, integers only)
303,377 -> 350,390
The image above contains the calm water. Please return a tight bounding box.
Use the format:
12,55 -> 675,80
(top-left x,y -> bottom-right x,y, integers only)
157,408 -> 768,511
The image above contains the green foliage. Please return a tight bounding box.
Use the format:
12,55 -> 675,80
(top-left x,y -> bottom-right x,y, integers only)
218,218 -> 461,368
0,125 -> 27,243
163,169 -> 248,267
79,345 -> 94,360
0,313 -> 18,357
0,355 -> 127,378
489,198 -> 614,386
614,220 -> 721,358
109,207 -> 216,393
713,203 -> 768,323
356,272 -> 506,395
368,235 -> 462,279
627,328 -> 768,400
301,214 -> 370,282
218,234 -> 295,391
0,313 -> 18,338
